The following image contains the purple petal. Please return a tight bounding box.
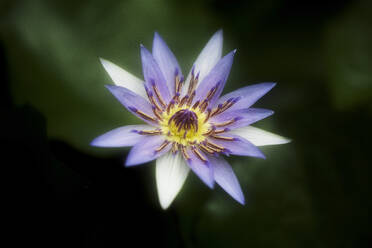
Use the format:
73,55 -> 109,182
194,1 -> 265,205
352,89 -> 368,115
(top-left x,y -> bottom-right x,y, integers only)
141,45 -> 171,103
185,148 -> 214,188
217,82 -> 276,111
91,124 -> 154,147
210,108 -> 274,129
105,85 -> 158,125
208,156 -> 245,204
182,30 -> 223,96
194,50 -> 236,106
152,32 -> 182,95
210,134 -> 265,159
125,135 -> 171,166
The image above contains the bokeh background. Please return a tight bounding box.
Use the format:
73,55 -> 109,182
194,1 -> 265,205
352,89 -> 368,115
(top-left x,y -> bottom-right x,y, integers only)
1,0 -> 371,247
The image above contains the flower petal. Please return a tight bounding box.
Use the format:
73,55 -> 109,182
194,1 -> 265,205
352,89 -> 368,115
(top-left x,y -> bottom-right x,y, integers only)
210,108 -> 274,129
210,134 -> 265,159
217,82 -> 276,111
185,148 -> 214,188
141,45 -> 171,103
100,58 -> 147,99
194,50 -> 236,106
229,126 -> 291,146
152,32 -> 182,95
105,85 -> 158,125
208,156 -> 245,204
125,135 -> 171,166
90,124 -> 154,147
182,30 -> 223,95
156,152 -> 190,209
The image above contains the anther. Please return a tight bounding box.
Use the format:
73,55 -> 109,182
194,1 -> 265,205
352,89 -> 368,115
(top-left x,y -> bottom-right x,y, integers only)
171,142 -> 179,154
155,140 -> 170,152
186,90 -> 196,107
137,129 -> 162,135
166,99 -> 175,114
152,106 -> 163,120
191,146 -> 208,163
213,117 -> 238,127
214,128 -> 230,134
212,135 -> 236,141
205,140 -> 225,151
203,126 -> 216,136
179,95 -> 189,107
181,145 -> 190,160
199,99 -> 209,113
151,79 -> 166,108
204,108 -> 212,123
129,107 -> 158,123
192,100 -> 200,109
199,144 -> 215,155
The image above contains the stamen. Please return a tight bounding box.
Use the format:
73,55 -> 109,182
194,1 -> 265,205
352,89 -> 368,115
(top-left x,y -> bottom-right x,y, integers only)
213,118 -> 238,127
186,90 -> 195,107
166,99 -> 175,114
199,144 -> 215,155
204,108 -> 212,123
192,100 -> 200,109
171,142 -> 179,154
174,71 -> 184,96
179,95 -> 189,107
155,140 -> 170,152
191,146 -> 208,163
205,140 -> 225,151
129,107 -> 158,123
210,97 -> 239,117
180,145 -> 190,160
187,71 -> 199,95
214,128 -> 230,134
169,109 -> 199,132
203,126 -> 216,136
199,100 -> 209,113
210,104 -> 223,117
152,106 -> 163,120
145,86 -> 163,112
205,82 -> 220,101
151,79 -> 166,108
137,129 -> 162,135
212,135 -> 236,141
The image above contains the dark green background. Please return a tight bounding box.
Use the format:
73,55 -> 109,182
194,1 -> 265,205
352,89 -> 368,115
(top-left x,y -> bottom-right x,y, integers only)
1,0 -> 371,247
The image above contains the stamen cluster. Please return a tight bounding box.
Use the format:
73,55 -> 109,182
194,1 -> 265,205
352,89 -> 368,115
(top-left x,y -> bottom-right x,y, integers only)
134,68 -> 240,164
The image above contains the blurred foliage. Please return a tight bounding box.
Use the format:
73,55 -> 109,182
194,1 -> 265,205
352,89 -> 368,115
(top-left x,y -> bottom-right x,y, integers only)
1,0 -> 372,247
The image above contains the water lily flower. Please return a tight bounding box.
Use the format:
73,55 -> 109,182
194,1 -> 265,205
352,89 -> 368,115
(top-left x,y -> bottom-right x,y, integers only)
92,30 -> 290,209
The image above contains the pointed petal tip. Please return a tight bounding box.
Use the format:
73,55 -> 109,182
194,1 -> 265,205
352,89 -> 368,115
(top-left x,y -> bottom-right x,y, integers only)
99,57 -> 106,64
158,192 -> 172,209
266,82 -> 277,89
213,29 -> 223,37
104,84 -> 116,91
89,139 -> 98,147
259,153 -> 266,159
207,181 -> 215,189
233,193 -> 245,205
160,201 -> 171,210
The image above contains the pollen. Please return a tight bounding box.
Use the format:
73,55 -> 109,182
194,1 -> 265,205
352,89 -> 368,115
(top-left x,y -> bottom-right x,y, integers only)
160,105 -> 210,146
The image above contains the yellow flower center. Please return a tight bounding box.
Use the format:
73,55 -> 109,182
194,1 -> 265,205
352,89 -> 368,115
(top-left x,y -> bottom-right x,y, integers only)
160,105 -> 210,146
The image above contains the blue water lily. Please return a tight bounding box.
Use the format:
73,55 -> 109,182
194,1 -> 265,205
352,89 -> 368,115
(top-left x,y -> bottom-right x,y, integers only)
92,30 -> 290,209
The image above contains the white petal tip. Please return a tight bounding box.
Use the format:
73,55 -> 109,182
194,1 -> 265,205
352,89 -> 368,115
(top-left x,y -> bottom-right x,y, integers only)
159,199 -> 172,210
